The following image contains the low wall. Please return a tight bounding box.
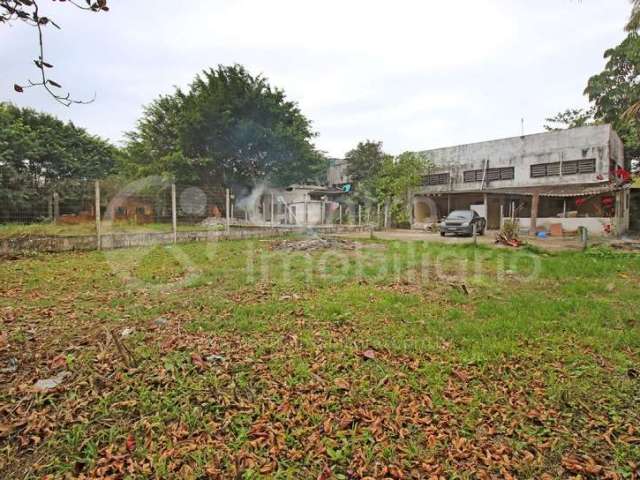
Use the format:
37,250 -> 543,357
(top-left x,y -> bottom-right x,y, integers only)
0,225 -> 370,257
509,217 -> 612,236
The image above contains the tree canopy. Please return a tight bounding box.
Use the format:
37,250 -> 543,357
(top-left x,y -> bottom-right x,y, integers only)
123,65 -> 325,188
344,140 -> 387,184
543,108 -> 596,131
0,102 -> 116,218
585,33 -> 640,169
344,140 -> 431,225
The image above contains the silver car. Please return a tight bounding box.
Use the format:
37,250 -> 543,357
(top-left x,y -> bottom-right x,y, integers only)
440,210 -> 486,237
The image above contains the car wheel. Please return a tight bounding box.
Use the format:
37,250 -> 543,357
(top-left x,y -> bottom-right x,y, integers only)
440,232 -> 445,237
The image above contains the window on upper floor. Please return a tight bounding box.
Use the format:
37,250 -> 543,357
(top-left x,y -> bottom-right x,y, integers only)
463,167 -> 514,183
530,159 -> 596,178
423,172 -> 450,186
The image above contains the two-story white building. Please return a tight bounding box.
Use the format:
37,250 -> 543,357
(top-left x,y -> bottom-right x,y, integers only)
412,125 -> 631,236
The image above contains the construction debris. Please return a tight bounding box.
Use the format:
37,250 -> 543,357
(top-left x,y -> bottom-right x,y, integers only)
496,219 -> 523,247
271,238 -> 359,252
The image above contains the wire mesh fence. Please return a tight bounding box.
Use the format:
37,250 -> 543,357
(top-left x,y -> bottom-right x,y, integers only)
0,177 -> 389,241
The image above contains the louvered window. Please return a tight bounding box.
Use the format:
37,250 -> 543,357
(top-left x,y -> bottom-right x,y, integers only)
464,167 -> 514,183
424,172 -> 450,186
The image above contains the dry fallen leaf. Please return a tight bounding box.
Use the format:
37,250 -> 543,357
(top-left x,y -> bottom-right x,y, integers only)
334,378 -> 350,390
361,349 -> 376,360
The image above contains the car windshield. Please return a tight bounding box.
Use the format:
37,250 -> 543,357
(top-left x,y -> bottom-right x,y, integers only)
447,210 -> 473,220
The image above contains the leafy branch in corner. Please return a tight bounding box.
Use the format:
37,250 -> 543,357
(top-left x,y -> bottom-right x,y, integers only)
1,0 -> 109,106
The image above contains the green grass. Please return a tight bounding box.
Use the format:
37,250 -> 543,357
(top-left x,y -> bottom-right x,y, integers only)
0,238 -> 639,479
0,222 -> 224,239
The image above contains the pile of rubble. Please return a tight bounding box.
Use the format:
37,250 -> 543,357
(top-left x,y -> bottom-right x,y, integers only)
271,238 -> 359,252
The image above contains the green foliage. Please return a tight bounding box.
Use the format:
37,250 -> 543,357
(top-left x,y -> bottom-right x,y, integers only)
543,108 -> 597,131
0,102 -> 116,220
626,0 -> 640,32
585,33 -> 640,167
345,141 -> 431,225
123,65 -> 325,188
344,140 -> 387,183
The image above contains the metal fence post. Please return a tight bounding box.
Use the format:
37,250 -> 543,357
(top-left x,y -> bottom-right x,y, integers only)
95,180 -> 101,250
171,183 -> 177,244
225,188 -> 231,234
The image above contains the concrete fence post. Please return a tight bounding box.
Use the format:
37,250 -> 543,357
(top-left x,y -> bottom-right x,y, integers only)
377,203 -> 381,227
304,198 -> 308,226
225,188 -> 231,234
53,192 -> 60,223
384,202 -> 389,229
171,183 -> 177,244
271,193 -> 275,227
95,180 -> 101,250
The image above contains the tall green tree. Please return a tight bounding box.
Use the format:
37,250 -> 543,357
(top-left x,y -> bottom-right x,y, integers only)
0,102 -> 116,220
585,33 -> 640,169
123,65 -> 325,188
344,140 -> 387,184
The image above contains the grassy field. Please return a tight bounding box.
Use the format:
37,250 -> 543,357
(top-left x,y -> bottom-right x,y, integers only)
0,222 -> 223,239
0,237 -> 639,479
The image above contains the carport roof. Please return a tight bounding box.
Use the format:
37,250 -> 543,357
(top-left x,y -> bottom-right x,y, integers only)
422,182 -> 630,198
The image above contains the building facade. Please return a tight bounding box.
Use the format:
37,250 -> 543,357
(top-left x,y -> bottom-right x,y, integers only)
412,125 -> 631,236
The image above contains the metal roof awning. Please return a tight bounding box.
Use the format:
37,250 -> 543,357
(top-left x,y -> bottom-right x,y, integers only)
420,182 -> 630,198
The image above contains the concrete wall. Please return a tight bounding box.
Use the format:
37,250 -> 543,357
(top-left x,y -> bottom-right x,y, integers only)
513,217 -> 614,236
417,125 -> 619,194
0,226 -> 370,257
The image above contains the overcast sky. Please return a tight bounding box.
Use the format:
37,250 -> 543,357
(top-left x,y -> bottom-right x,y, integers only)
0,1 -> 633,157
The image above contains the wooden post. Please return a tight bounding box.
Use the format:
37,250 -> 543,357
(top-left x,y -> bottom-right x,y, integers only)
377,204 -> 381,227
358,204 -> 362,225
367,207 -> 371,225
171,184 -> 177,244
53,192 -> 60,223
225,188 -> 231,233
339,204 -> 343,225
95,180 -> 101,250
529,193 -> 539,236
